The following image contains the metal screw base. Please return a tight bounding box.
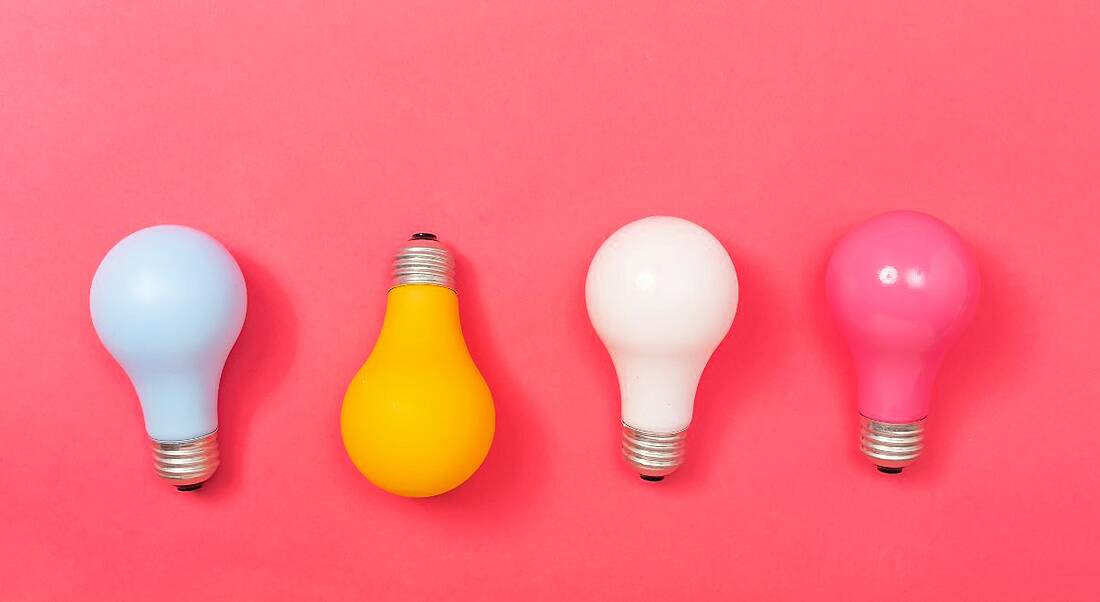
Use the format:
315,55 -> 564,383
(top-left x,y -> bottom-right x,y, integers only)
859,416 -> 924,472
621,423 -> 686,480
392,234 -> 455,289
151,430 -> 220,490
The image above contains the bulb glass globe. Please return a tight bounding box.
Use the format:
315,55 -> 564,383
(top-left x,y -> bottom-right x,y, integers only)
826,211 -> 979,472
90,225 -> 246,489
586,216 -> 738,480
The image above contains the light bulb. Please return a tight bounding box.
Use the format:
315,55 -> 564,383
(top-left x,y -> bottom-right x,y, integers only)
90,225 -> 247,490
341,233 -> 495,497
586,217 -> 738,480
826,211 -> 979,473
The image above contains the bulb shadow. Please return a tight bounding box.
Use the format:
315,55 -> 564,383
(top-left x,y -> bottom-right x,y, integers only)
202,249 -> 299,497
386,246 -> 547,529
673,245 -> 789,486
806,238 -> 864,470
925,244 -> 1030,472
574,263 -> 624,478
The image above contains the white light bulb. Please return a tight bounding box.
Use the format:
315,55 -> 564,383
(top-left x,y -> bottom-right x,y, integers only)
586,216 -> 738,480
90,225 -> 246,490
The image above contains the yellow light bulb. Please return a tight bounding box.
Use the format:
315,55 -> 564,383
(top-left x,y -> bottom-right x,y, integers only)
340,234 -> 495,498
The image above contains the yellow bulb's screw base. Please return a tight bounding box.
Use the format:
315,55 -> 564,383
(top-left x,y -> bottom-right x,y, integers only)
392,234 -> 455,289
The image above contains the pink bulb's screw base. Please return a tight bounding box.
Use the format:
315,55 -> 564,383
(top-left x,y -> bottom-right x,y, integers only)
151,430 -> 220,491
621,423 -> 686,480
859,416 -> 924,472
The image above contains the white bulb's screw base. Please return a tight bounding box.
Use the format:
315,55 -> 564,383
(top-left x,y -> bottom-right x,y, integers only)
392,233 -> 455,289
151,430 -> 220,490
859,416 -> 924,473
621,423 -> 686,480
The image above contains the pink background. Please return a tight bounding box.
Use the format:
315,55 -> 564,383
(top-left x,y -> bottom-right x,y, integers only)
2,2 -> 1099,600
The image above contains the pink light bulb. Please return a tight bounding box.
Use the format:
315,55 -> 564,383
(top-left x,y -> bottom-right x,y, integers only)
826,211 -> 980,473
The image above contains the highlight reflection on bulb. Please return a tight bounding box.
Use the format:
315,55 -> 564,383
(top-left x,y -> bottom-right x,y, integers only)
586,217 -> 738,480
826,211 -> 979,473
90,225 -> 246,490
341,234 -> 495,497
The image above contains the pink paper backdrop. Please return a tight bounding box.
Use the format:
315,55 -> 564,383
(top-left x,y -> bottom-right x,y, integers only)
3,2 -> 1099,600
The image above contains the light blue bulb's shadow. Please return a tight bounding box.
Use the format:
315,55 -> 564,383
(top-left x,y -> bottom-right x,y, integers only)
205,249 -> 299,496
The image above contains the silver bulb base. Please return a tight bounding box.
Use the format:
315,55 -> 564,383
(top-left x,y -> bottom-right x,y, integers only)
859,416 -> 924,473
392,233 -> 455,289
621,423 -> 686,481
151,430 -> 220,490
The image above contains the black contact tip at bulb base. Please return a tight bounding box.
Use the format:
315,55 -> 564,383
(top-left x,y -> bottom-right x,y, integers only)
176,483 -> 204,492
876,466 -> 904,475
409,232 -> 438,241
640,474 -> 665,482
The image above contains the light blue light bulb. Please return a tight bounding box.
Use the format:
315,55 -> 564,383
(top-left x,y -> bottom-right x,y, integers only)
90,225 -> 246,490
